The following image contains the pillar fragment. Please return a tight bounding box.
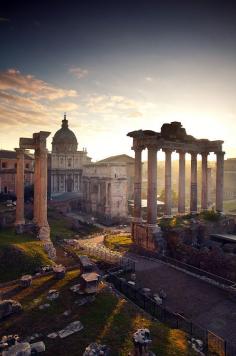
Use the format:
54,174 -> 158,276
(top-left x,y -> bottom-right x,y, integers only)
164,149 -> 172,216
178,151 -> 186,214
147,146 -> 157,224
133,147 -> 142,221
190,152 -> 198,213
216,151 -> 225,212
201,152 -> 209,210
15,148 -> 25,226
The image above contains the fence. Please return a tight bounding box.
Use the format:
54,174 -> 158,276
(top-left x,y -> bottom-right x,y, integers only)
108,273 -> 236,356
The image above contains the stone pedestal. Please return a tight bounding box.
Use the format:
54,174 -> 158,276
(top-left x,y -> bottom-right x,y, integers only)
15,148 -> 25,227
147,147 -> 157,224
178,151 -> 185,214
190,152 -> 198,213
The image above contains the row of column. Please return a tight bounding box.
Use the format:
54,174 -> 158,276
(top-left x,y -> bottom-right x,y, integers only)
133,147 -> 225,225
15,145 -> 49,228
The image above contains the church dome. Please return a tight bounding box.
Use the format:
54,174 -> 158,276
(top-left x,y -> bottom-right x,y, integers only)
52,114 -> 78,153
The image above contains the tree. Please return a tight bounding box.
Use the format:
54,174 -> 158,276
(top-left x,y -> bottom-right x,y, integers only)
159,189 -> 178,207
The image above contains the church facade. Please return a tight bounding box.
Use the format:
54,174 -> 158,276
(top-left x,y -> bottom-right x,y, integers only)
48,115 -> 91,197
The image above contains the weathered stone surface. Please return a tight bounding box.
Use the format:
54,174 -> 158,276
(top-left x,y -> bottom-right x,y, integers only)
58,321 -> 83,338
0,300 -> 22,320
2,342 -> 31,356
20,275 -> 32,288
47,289 -> 59,301
53,265 -> 66,279
83,342 -> 110,355
30,341 -> 45,353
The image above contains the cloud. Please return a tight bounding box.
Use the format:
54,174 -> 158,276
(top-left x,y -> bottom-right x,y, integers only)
86,94 -> 140,115
69,67 -> 88,79
0,69 -> 79,129
0,69 -> 77,100
145,76 -> 153,82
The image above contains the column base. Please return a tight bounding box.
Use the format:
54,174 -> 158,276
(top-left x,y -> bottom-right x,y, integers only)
190,211 -> 198,215
162,215 -> 173,219
14,222 -> 25,234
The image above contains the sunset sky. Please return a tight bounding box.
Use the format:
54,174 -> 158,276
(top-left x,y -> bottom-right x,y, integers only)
1,0 -> 236,161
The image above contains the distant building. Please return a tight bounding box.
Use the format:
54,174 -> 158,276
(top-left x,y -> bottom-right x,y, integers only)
82,161 -> 129,224
0,150 -> 34,194
224,158 -> 236,200
48,116 -> 134,223
48,115 -> 91,198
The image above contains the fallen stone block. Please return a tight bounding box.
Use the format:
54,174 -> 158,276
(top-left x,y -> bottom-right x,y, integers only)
20,275 -> 32,288
0,300 -> 22,320
58,321 -> 83,338
2,342 -> 31,356
30,341 -> 46,353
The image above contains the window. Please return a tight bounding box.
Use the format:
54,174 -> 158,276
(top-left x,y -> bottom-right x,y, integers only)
2,162 -> 7,168
25,163 -> 29,169
14,163 -> 17,169
68,158 -> 72,167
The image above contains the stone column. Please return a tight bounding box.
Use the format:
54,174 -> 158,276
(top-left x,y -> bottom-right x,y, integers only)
33,148 -> 40,224
216,151 -> 225,212
164,149 -> 172,216
190,152 -> 198,213
147,146 -> 157,224
38,147 -> 49,228
15,148 -> 25,226
133,147 -> 142,221
201,152 -> 209,210
178,151 -> 186,214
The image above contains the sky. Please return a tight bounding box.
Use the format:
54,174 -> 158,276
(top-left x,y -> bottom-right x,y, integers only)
1,0 -> 236,161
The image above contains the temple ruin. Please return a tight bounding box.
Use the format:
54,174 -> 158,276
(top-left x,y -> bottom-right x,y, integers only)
128,121 -> 224,250
15,131 -> 56,259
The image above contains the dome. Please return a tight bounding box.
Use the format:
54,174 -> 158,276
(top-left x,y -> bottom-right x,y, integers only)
52,114 -> 78,153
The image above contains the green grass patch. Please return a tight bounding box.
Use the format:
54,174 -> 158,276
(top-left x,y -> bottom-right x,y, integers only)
104,234 -> 133,252
0,270 -> 197,356
0,228 -> 51,282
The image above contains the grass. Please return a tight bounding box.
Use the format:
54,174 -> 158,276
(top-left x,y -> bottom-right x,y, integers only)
104,234 -> 133,252
0,269 -> 198,356
0,228 -> 51,282
223,200 -> 236,214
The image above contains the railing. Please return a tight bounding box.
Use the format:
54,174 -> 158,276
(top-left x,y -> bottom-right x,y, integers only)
77,242 -> 135,272
107,273 -> 236,356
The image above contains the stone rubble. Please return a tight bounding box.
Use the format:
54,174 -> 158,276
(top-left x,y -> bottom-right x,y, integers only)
47,289 -> 59,301
53,265 -> 66,279
30,341 -> 46,354
74,296 -> 96,306
20,275 -> 32,288
38,303 -> 50,310
47,321 -> 83,339
2,342 -> 31,356
0,300 -> 22,320
70,284 -> 81,294
83,342 -> 110,355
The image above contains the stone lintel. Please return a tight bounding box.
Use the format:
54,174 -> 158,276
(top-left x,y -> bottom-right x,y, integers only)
19,138 -> 35,150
